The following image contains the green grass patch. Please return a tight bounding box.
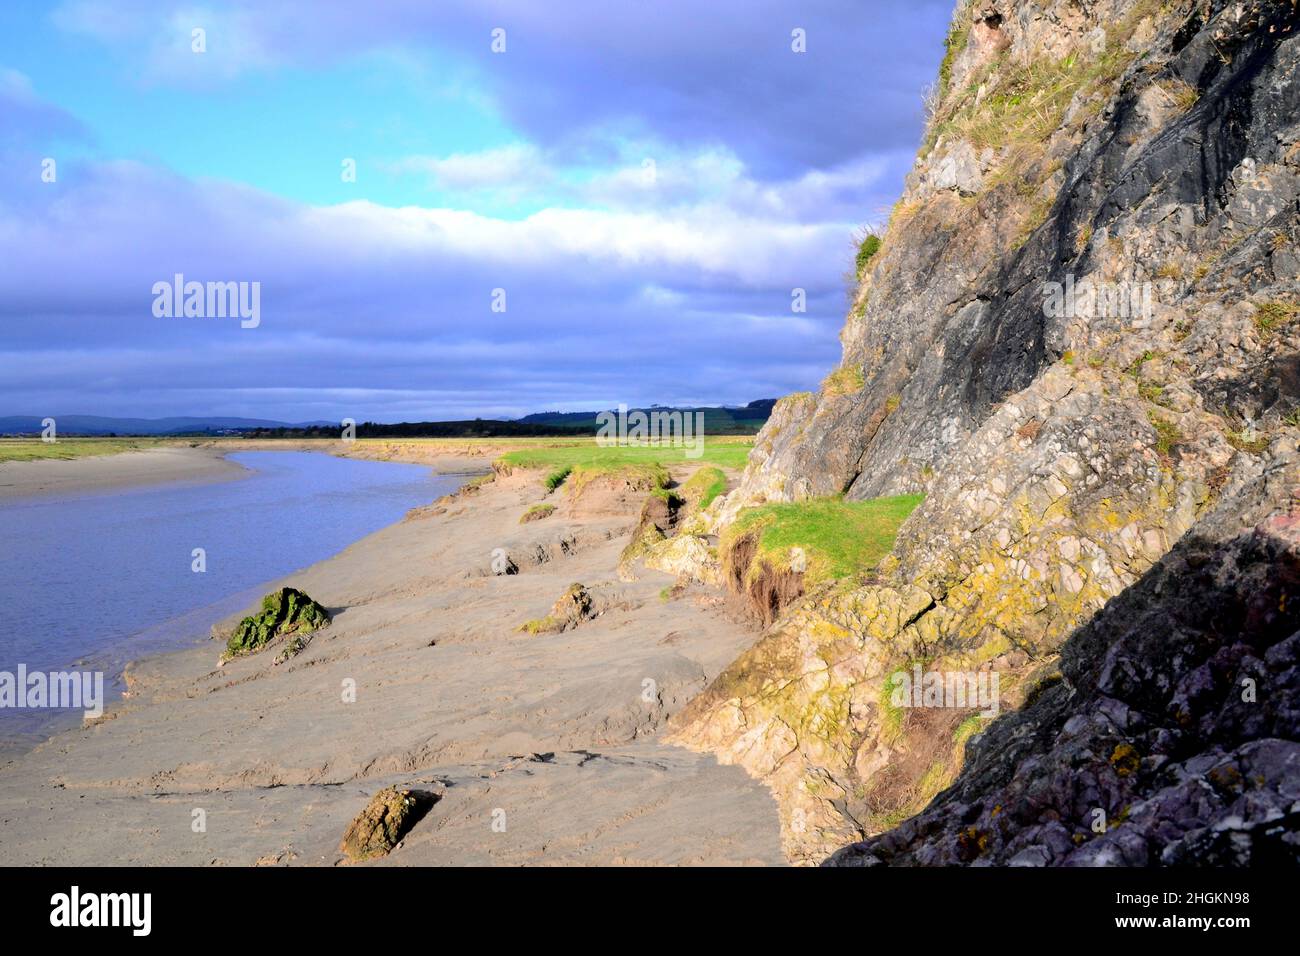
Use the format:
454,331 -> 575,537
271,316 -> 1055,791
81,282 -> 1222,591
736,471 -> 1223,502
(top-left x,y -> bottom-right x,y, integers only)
1138,381 -> 1166,405
822,364 -> 866,396
936,13 -> 971,100
879,675 -> 908,745
1224,422 -> 1269,455
520,503 -> 556,523
725,493 -> 924,587
497,438 -> 752,473
953,714 -> 987,749
1125,349 -> 1159,378
0,438 -> 156,462
1147,411 -> 1182,458
681,466 -> 727,510
568,461 -> 669,496
855,231 -> 883,279
543,466 -> 572,491
1254,301 -> 1300,336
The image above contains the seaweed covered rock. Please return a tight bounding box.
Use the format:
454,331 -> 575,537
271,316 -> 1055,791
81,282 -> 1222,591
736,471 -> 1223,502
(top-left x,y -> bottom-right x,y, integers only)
224,587 -> 329,658
339,786 -> 435,862
518,582 -> 595,635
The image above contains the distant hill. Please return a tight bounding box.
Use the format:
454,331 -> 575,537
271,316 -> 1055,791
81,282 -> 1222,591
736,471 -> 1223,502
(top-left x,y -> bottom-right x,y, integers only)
244,420 -> 588,439
518,399 -> 776,435
0,415 -> 334,436
0,400 -> 777,438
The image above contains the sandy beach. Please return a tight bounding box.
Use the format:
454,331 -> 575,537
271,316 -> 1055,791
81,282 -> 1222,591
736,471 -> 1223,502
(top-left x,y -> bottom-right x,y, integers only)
0,446 -> 251,500
0,458 -> 783,865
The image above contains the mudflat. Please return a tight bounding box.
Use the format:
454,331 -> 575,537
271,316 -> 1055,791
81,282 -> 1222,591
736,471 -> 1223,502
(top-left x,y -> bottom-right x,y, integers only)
0,464 -> 783,865
0,446 -> 250,500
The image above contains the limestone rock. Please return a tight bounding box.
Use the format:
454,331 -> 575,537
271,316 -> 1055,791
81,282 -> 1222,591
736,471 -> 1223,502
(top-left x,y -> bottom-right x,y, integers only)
680,0 -> 1300,863
339,786 -> 435,862
644,534 -> 722,586
826,473 -> 1300,866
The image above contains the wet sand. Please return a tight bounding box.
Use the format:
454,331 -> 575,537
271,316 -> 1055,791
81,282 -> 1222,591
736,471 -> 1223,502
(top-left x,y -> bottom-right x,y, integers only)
0,446 -> 250,500
0,464 -> 784,865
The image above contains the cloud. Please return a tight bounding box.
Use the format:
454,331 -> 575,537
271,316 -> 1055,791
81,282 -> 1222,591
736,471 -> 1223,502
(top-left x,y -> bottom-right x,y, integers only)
0,68 -> 89,150
3,3 -> 950,419
50,0 -> 951,177
0,156 -> 853,420
387,143 -> 549,191
384,139 -> 911,228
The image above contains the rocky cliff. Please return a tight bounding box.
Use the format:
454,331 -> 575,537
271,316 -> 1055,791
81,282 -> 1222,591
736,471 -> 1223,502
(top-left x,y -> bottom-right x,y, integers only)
669,0 -> 1300,863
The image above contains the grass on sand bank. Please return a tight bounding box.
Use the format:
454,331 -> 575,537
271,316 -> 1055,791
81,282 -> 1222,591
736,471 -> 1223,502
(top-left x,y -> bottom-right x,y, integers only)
569,461 -> 670,496
0,438 -> 159,462
724,493 -> 925,587
680,466 -> 728,510
496,436 -> 753,472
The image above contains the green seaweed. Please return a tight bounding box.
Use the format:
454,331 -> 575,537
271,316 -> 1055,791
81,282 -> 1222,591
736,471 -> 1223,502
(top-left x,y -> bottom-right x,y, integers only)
225,587 -> 329,658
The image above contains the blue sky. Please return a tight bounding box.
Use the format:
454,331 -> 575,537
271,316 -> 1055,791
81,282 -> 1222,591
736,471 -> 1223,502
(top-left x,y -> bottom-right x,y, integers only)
0,0 -> 952,422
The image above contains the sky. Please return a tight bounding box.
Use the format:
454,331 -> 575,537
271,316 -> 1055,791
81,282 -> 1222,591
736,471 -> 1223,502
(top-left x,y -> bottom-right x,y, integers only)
0,0 -> 953,423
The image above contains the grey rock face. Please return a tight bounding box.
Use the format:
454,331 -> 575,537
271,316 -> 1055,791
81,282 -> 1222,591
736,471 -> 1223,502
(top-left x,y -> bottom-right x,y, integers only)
740,0 -> 1299,506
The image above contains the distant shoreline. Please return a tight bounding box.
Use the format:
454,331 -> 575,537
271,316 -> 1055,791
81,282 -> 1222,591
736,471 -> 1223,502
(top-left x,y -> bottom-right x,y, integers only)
0,445 -> 250,500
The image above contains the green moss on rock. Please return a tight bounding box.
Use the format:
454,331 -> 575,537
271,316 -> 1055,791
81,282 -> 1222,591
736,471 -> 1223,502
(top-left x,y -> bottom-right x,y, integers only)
225,587 -> 329,658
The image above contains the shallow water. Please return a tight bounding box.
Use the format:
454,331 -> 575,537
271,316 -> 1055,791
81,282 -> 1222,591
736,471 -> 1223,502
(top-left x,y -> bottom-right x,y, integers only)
0,451 -> 468,745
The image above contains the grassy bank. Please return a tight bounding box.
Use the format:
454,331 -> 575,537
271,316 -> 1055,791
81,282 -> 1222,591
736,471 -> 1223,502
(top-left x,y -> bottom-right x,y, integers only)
725,494 -> 925,587
497,436 -> 753,472
0,438 -> 161,462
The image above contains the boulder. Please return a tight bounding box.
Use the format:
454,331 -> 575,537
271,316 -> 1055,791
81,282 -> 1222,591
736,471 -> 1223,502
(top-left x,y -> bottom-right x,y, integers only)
339,786 -> 435,862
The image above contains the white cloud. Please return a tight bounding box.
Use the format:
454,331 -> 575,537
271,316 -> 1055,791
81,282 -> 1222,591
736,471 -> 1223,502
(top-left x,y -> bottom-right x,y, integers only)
387,143 -> 550,191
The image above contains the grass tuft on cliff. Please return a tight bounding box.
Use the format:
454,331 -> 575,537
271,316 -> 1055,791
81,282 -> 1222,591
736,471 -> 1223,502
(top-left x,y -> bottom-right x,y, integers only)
855,231 -> 883,279
822,364 -> 866,397
924,0 -> 1167,165
725,493 -> 924,587
1253,300 -> 1299,337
